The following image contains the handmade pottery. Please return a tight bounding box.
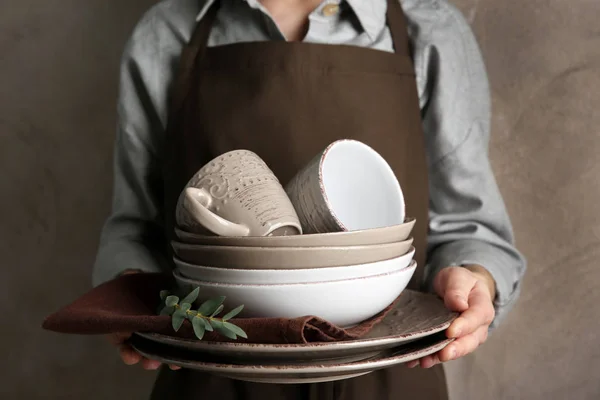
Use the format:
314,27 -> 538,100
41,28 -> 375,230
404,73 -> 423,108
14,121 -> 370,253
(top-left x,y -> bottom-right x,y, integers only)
172,261 -> 417,327
176,150 -> 302,237
174,247 -> 415,284
174,218 -> 415,247
171,238 -> 413,269
285,140 -> 405,234
130,331 -> 452,384
134,290 -> 457,362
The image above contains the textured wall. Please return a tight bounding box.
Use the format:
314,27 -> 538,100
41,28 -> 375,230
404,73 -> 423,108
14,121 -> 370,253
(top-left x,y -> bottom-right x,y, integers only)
446,1 -> 600,399
0,1 -> 157,399
1,0 -> 598,399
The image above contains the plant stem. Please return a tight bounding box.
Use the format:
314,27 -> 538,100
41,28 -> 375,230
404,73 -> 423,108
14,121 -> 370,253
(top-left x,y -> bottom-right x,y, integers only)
173,303 -> 217,322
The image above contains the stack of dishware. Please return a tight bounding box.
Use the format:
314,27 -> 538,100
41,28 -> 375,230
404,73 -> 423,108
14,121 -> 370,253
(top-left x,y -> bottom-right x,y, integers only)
171,140 -> 417,327
131,140 -> 456,383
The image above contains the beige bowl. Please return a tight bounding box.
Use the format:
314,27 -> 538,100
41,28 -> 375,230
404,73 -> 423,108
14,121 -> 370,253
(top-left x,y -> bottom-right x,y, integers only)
174,218 -> 415,247
171,238 -> 414,270
174,247 -> 416,284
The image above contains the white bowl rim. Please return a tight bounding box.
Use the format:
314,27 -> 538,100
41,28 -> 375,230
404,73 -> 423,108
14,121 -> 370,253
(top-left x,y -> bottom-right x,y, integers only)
173,260 -> 417,288
317,139 -> 406,231
173,247 -> 416,273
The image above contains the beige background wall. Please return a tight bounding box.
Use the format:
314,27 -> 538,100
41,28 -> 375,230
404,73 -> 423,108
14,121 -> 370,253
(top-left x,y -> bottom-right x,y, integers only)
1,0 -> 598,399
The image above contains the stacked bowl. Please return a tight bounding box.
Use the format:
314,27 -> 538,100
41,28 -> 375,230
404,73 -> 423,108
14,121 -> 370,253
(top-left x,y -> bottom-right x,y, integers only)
171,140 -> 417,328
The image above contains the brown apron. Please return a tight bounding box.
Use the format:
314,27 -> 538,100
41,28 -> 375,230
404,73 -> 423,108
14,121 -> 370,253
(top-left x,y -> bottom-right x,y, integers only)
155,0 -> 447,398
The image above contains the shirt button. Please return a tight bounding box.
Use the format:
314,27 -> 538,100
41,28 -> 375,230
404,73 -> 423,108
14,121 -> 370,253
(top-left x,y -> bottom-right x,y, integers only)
322,3 -> 340,17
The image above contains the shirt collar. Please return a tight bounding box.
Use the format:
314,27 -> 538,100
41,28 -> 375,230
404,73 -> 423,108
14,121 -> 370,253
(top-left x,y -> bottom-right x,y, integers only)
344,0 -> 387,41
196,0 -> 388,41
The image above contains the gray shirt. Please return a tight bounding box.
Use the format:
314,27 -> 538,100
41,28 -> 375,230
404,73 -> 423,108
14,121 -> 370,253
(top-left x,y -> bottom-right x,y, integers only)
92,0 -> 526,328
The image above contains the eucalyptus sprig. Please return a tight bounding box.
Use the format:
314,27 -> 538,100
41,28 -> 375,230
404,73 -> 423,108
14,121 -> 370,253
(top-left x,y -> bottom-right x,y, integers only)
158,287 -> 247,341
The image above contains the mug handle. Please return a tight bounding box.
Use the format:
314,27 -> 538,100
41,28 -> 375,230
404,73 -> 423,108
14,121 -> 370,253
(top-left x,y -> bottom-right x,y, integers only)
183,187 -> 250,237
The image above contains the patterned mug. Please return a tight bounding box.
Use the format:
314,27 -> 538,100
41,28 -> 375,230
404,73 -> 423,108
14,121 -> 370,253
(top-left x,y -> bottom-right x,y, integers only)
176,150 -> 302,237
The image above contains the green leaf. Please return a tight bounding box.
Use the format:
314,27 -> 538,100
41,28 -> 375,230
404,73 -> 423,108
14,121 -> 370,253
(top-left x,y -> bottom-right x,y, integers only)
172,313 -> 186,332
197,296 -> 226,316
173,307 -> 187,318
201,318 -> 213,332
210,304 -> 224,317
222,305 -> 244,321
223,322 -> 248,339
165,295 -> 179,307
172,306 -> 188,332
180,303 -> 192,313
159,290 -> 170,301
159,305 -> 176,316
181,287 -> 200,305
191,316 -> 206,340
211,320 -> 237,340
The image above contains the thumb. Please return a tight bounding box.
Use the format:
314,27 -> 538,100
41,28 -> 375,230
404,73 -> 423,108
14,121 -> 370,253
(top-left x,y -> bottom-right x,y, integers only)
107,332 -> 132,346
434,267 -> 471,312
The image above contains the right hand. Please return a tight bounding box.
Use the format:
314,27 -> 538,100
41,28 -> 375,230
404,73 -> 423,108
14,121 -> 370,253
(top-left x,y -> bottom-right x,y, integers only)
107,332 -> 181,371
108,269 -> 181,371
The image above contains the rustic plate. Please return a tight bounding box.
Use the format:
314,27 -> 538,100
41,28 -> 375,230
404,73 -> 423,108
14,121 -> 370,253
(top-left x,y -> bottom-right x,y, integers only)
171,239 -> 413,269
174,218 -> 415,247
130,331 -> 452,384
134,290 -> 456,363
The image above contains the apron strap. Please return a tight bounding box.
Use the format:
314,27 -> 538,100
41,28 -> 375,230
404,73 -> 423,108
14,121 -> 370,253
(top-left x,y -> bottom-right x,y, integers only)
386,0 -> 412,57
169,1 -> 221,117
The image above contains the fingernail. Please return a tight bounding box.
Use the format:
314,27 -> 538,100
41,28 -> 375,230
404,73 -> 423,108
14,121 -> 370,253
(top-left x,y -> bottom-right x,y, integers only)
452,323 -> 463,337
449,347 -> 457,360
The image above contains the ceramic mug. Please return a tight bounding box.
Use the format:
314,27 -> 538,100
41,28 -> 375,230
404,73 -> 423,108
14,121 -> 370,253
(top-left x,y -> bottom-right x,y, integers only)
285,139 -> 405,234
176,150 -> 302,237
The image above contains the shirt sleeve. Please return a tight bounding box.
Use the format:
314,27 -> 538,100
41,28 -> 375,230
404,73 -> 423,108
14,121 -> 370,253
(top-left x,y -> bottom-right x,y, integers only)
406,0 -> 527,328
91,7 -> 187,287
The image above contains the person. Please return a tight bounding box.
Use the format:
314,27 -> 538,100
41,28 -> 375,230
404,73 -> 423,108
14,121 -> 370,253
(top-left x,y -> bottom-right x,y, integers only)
92,0 -> 526,398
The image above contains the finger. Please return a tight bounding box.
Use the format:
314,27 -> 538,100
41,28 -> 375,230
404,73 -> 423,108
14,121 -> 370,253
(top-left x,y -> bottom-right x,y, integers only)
435,268 -> 472,312
448,283 -> 495,337
119,345 -> 142,365
406,360 -> 419,368
108,332 -> 132,346
169,364 -> 182,371
419,353 -> 440,369
439,326 -> 488,362
141,358 -> 162,370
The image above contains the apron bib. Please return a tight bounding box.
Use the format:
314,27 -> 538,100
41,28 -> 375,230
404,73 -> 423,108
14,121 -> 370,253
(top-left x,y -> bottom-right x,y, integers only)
156,0 -> 447,398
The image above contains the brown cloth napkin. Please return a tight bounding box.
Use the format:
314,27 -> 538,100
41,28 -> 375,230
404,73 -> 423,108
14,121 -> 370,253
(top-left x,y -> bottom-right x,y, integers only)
42,273 -> 398,344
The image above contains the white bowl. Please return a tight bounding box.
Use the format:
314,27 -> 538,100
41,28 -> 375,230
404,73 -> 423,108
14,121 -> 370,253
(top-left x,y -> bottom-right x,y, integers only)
174,247 -> 415,284
285,140 -> 405,233
173,260 -> 417,327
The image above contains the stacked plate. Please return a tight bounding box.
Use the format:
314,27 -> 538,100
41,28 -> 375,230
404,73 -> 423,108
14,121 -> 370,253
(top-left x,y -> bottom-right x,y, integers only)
132,289 -> 456,383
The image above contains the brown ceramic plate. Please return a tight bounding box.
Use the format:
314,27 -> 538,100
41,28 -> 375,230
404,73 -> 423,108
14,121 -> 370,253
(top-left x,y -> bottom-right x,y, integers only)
171,238 -> 414,269
134,290 -> 456,362
130,331 -> 453,384
174,218 -> 415,247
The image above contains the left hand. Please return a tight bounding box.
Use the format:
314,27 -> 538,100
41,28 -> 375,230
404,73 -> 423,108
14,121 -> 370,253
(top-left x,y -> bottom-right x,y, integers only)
406,265 -> 496,368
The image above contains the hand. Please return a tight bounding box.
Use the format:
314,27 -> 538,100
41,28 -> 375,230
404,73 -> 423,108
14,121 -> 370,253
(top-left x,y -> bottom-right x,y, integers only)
107,269 -> 181,371
107,332 -> 181,371
406,265 -> 496,368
